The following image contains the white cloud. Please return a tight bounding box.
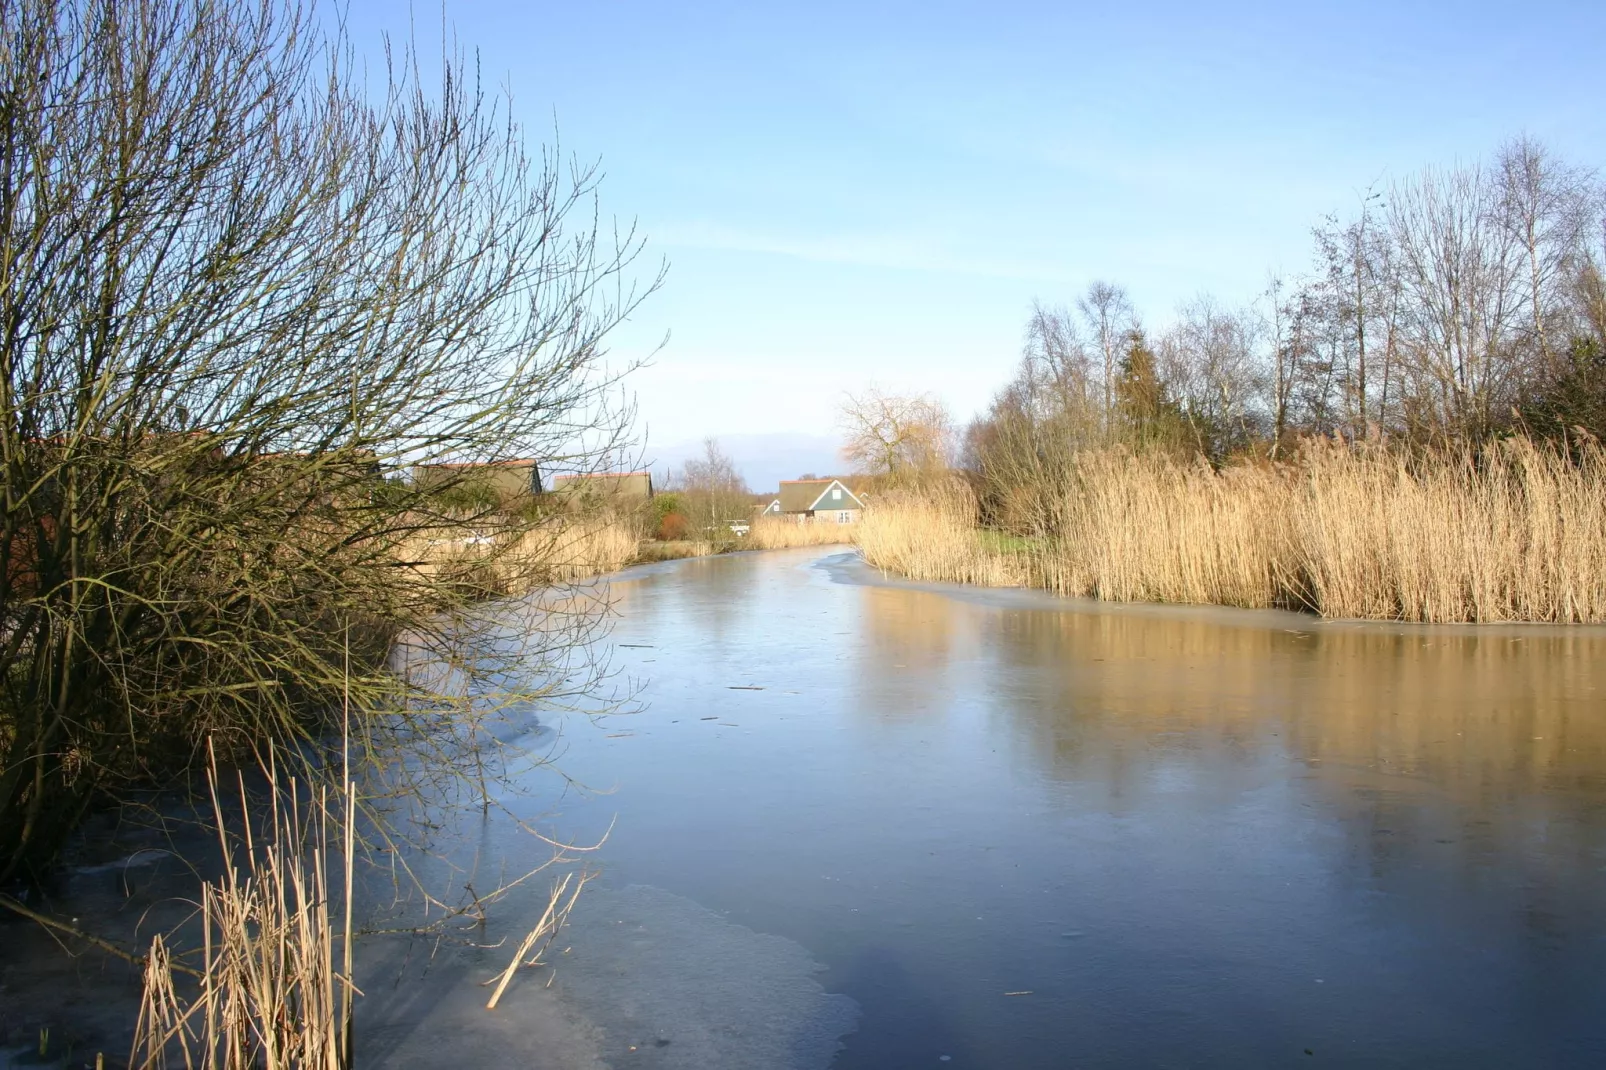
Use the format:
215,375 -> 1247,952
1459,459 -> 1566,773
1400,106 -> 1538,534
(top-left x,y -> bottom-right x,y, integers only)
652,219 -> 1076,283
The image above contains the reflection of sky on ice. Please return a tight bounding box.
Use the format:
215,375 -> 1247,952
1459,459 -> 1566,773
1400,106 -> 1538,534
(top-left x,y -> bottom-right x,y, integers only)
352,560 -> 859,1068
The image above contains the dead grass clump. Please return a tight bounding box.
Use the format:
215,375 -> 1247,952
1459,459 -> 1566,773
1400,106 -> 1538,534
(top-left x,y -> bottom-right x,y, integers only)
132,756 -> 589,1069
132,767 -> 355,1070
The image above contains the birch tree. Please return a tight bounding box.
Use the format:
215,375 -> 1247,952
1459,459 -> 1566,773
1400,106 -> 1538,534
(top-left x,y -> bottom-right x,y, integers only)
1078,281 -> 1134,438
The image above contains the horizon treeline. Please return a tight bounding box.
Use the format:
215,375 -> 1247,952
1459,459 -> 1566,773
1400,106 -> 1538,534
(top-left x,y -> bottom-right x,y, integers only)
966,137 -> 1606,498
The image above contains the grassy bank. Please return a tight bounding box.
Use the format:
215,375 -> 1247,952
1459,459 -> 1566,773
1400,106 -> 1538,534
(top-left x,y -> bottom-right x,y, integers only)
859,440 -> 1606,624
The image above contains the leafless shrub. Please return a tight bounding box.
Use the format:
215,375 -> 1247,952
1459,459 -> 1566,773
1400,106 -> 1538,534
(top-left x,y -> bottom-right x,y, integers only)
0,0 -> 657,882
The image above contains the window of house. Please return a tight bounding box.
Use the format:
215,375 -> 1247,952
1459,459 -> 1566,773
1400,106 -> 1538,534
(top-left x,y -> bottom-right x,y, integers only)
832,487 -> 842,500
838,510 -> 851,524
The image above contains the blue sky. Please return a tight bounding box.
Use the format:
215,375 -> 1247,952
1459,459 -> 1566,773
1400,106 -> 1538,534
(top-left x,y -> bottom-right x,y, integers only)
343,1 -> 1606,479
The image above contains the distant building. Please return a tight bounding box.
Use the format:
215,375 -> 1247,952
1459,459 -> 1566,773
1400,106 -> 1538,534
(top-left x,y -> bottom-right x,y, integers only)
768,478 -> 864,523
412,459 -> 542,500
550,470 -> 654,508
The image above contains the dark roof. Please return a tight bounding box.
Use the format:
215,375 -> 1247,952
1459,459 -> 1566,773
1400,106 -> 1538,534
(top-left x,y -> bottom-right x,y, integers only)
777,478 -> 863,513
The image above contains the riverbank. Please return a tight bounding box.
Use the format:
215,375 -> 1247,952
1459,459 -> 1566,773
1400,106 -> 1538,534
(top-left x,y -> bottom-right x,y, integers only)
858,440 -> 1606,624
636,518 -> 854,563
10,546 -> 1606,1067
423,515 -> 858,595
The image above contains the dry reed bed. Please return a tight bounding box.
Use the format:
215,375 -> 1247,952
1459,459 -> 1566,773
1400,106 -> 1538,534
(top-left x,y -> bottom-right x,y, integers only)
399,515 -> 643,595
633,539 -> 721,563
856,488 -> 1028,588
860,441 -> 1606,623
745,517 -> 858,549
509,517 -> 641,582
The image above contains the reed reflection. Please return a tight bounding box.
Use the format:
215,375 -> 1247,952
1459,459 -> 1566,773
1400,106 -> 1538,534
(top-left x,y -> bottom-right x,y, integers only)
853,579 -> 1606,902
971,606 -> 1606,797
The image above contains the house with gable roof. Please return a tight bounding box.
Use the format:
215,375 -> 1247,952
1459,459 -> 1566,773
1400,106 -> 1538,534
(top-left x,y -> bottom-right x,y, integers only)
762,478 -> 865,524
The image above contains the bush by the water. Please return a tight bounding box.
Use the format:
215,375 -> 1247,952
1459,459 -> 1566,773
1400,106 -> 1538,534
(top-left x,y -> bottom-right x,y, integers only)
0,0 -> 647,884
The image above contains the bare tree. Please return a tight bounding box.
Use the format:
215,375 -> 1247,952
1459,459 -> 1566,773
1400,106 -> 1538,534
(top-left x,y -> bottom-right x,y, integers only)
1494,136 -> 1596,371
1023,300 -> 1096,421
1385,162 -> 1529,437
1159,295 -> 1264,458
1077,281 -> 1134,438
1312,189 -> 1394,435
1524,212 -> 1606,441
1258,274 -> 1303,454
1576,239 -> 1606,349
840,388 -> 953,480
963,305 -> 1102,531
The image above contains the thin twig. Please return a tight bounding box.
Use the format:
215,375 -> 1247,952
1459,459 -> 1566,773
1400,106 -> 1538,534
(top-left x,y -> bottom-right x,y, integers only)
0,893 -> 204,979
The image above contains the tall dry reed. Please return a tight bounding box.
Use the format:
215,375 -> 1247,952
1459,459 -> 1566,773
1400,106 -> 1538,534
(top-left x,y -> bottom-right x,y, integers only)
132,755 -> 588,1068
1292,439 -> 1606,622
856,483 -> 1027,587
860,440 -> 1606,623
1046,450 -> 1296,608
513,516 -> 641,583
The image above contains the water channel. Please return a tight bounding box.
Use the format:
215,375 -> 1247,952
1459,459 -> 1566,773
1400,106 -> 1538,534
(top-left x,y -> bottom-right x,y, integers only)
6,545 -> 1606,1068
366,546 -> 1606,1068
